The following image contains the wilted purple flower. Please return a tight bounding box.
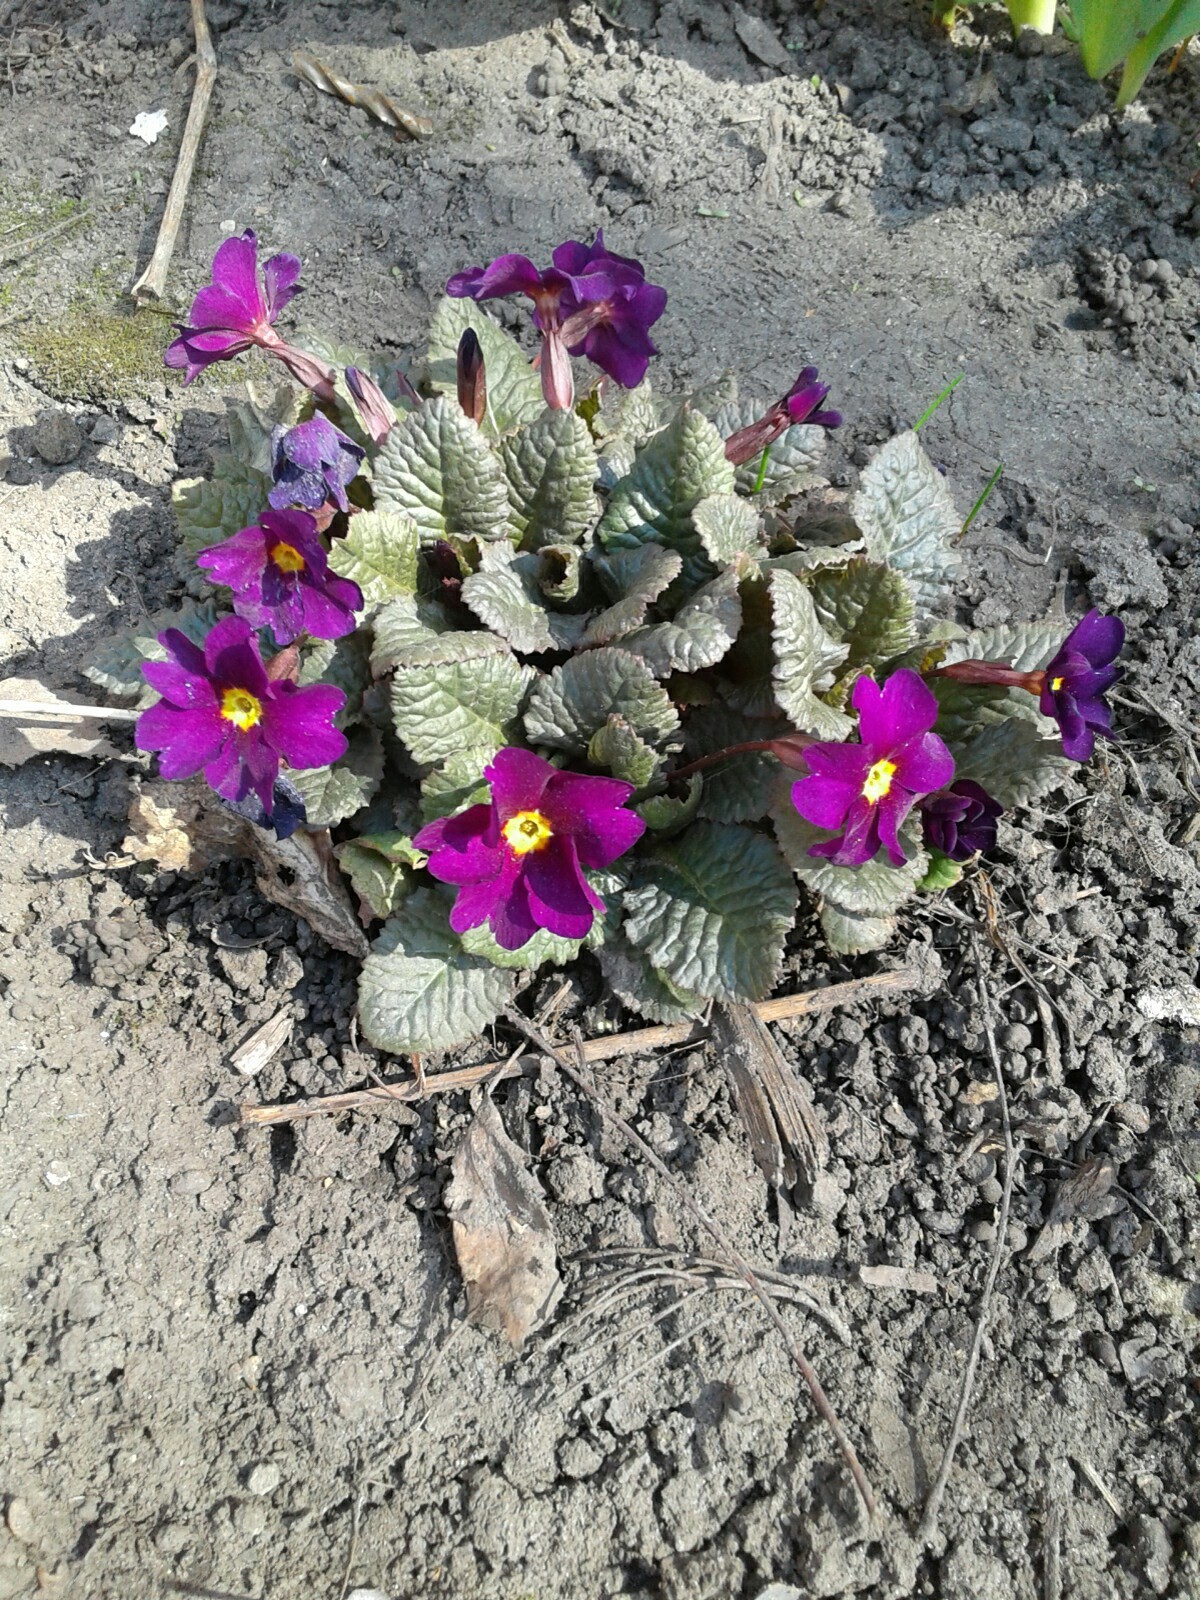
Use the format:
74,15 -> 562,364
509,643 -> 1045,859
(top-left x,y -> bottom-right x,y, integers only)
724,365 -> 842,466
920,779 -> 1003,862
268,414 -> 365,513
1039,609 -> 1124,761
344,366 -> 397,444
413,746 -> 646,950
226,771 -> 309,839
790,670 -> 955,868
136,616 -> 346,818
164,230 -> 336,398
196,509 -> 362,646
446,234 -> 666,408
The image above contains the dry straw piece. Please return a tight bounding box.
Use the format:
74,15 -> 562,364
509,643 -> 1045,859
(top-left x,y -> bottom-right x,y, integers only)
292,51 -> 432,140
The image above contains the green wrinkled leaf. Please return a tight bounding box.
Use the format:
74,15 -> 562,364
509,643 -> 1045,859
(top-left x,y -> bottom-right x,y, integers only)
327,510 -> 419,609
461,544 -> 557,654
335,831 -> 422,920
173,455 -> 271,568
918,850 -> 963,893
808,557 -> 917,669
636,775 -> 703,833
693,493 -> 763,566
769,568 -> 852,737
83,599 -> 223,704
772,789 -> 927,914
596,936 -> 704,1025
943,620 -> 1065,673
369,594 -> 455,673
851,430 -> 962,621
595,378 -> 667,449
291,725 -> 385,827
713,401 -> 827,501
624,822 -> 796,1003
620,565 -> 744,677
297,629 -> 373,727
524,647 -> 679,755
820,903 -> 897,955
358,888 -> 516,1054
391,639 -> 532,765
373,396 -> 509,545
582,544 -> 683,647
683,702 -> 786,824
588,715 -> 662,788
460,922 -> 582,971
501,408 -> 599,549
426,297 -> 544,437
420,745 -> 495,822
954,718 -> 1070,808
599,406 -> 734,588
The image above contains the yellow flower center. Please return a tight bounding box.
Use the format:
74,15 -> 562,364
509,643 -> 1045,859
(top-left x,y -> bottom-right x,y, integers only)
502,810 -> 553,855
861,758 -> 897,804
220,687 -> 263,731
1050,675 -> 1064,692
270,541 -> 306,574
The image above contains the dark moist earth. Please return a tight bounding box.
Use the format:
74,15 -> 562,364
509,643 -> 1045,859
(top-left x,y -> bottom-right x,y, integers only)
1,1 -> 1199,1596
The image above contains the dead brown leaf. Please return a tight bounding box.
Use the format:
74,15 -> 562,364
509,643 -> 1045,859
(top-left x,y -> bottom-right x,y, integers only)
447,1096 -> 563,1350
1027,1155 -> 1121,1262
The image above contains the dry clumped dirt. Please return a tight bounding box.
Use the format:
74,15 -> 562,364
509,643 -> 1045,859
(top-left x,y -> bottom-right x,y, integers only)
1,1 -> 1199,1597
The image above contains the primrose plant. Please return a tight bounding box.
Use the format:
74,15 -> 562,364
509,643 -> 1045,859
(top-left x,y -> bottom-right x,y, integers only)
89,227 -> 1125,1056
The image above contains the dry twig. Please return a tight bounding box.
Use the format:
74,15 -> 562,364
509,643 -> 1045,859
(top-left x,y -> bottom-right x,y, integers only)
917,934 -> 1016,1546
130,0 -> 216,301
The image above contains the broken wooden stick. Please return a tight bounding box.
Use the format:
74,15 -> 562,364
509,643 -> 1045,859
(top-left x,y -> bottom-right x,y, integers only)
130,0 -> 217,302
240,962 -> 932,1126
0,697 -> 139,722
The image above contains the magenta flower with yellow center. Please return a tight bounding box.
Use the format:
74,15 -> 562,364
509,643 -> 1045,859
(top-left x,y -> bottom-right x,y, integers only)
790,669 -> 955,868
196,509 -> 362,646
135,616 -> 346,818
413,747 -> 646,951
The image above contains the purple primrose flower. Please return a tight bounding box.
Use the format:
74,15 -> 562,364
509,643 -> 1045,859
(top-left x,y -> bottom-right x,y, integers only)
413,746 -> 646,951
724,365 -> 842,466
790,669 -> 955,868
446,233 -> 666,409
920,779 -> 1003,862
1039,609 -> 1124,762
269,414 -> 365,513
135,616 -> 347,818
196,509 -> 362,647
164,230 -> 336,398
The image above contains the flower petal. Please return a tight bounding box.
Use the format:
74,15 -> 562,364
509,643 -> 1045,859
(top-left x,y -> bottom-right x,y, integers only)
135,699 -> 225,776
261,683 -> 347,770
524,838 -> 601,939
875,787 -> 917,867
484,746 -> 555,819
262,251 -> 302,320
791,773 -> 859,831
140,658 -> 217,712
1064,609 -> 1124,670
207,231 -> 264,324
893,730 -> 955,797
196,525 -> 269,594
855,668 -> 939,752
202,615 -> 269,695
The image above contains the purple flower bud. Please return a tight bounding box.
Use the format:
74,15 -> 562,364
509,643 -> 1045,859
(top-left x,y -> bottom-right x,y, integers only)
344,366 -> 397,444
724,365 -> 841,466
196,509 -> 362,647
269,414 -> 365,513
790,670 -> 955,868
135,616 -> 347,820
920,779 -> 1003,862
1039,609 -> 1124,762
456,328 -> 487,424
413,747 -> 646,951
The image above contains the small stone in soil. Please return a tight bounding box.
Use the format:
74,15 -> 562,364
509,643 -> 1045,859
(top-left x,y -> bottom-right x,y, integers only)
32,412 -> 84,466
246,1462 -> 281,1496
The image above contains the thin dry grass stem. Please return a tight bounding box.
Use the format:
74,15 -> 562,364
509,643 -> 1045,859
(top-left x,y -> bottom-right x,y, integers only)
504,1005 -> 876,1520
586,1308 -> 734,1405
917,932 -> 1017,1548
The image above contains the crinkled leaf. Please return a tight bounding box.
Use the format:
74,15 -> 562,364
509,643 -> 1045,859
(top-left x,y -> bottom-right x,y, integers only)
173,455 -> 272,567
420,745 -> 495,823
772,788 -> 927,913
582,544 -> 683,647
769,569 -> 852,737
460,921 -> 582,971
918,851 -> 963,893
851,430 -> 962,621
766,543 -> 864,576
369,594 -> 454,673
524,647 -> 679,754
820,904 -> 897,955
599,406 -> 734,589
461,545 -> 557,654
954,719 -> 1070,808
683,702 -> 786,824
588,715 -> 662,788
426,297 -> 544,438
624,822 -> 796,1003
291,725 -> 384,827
943,621 -> 1065,673
297,629 -> 373,728
693,493 -> 763,566
358,888 -> 515,1054
373,396 -> 509,544
595,378 -> 666,449
84,599 -> 223,704
501,408 -> 599,549
808,557 -> 917,669
596,937 -> 704,1025
328,510 -> 419,609
391,640 -> 532,765
713,401 -> 827,502
335,831 -> 421,920
621,565 -> 744,677
637,774 -> 703,833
